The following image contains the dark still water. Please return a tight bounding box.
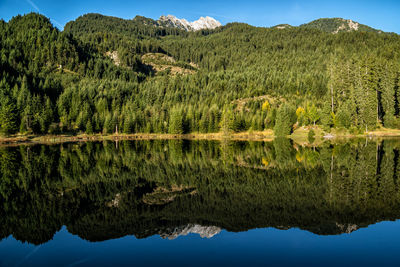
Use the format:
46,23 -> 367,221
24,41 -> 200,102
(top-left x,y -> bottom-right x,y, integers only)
1,138 -> 400,266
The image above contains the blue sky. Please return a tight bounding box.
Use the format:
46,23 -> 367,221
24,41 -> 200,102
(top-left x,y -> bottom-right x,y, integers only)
0,0 -> 399,33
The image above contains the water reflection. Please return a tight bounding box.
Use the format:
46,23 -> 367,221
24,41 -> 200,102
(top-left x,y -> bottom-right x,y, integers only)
0,138 -> 399,245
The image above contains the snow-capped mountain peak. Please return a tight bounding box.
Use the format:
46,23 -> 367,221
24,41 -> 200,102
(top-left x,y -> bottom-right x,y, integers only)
158,15 -> 221,31
191,16 -> 221,31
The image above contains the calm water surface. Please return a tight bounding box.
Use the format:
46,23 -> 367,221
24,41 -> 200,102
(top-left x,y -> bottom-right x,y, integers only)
1,139 -> 400,266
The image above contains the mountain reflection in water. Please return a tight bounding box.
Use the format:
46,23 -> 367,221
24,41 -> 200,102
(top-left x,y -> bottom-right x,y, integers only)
1,138 -> 400,245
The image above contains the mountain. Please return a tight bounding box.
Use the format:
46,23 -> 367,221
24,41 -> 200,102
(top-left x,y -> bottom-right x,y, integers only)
157,15 -> 222,31
272,18 -> 382,34
131,15 -> 158,26
1,12 -> 400,137
299,18 -> 381,33
64,13 -> 221,39
65,14 -> 382,38
64,13 -> 188,40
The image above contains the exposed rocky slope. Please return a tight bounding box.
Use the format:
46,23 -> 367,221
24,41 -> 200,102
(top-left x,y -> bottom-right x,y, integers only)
141,53 -> 197,75
299,18 -> 381,33
158,15 -> 222,31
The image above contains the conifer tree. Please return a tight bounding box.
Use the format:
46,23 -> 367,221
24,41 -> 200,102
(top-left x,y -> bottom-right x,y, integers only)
274,104 -> 296,136
168,107 -> 183,134
381,63 -> 396,128
0,97 -> 18,135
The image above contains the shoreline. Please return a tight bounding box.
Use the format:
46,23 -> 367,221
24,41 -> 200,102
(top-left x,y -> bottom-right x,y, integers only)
0,131 -> 275,146
1,128 -> 400,146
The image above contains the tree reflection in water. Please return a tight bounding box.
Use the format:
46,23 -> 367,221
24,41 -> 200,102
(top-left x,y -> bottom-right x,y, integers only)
0,138 -> 399,245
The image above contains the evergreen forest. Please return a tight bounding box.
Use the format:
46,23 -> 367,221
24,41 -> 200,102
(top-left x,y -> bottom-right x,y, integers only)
1,13 -> 400,136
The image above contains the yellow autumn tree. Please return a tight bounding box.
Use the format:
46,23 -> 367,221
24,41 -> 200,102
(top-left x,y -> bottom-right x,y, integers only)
296,107 -> 306,125
262,100 -> 270,112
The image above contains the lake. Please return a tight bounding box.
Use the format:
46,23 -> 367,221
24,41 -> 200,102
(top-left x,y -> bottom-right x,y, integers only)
1,138 -> 400,266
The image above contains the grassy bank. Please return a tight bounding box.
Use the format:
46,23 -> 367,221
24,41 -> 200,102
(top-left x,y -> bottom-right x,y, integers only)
0,130 -> 275,146
2,127 -> 400,146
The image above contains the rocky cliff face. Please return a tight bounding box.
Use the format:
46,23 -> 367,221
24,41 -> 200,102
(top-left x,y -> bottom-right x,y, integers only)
157,15 -> 221,31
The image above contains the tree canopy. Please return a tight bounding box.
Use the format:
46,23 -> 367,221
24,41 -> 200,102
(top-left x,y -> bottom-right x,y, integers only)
1,13 -> 400,136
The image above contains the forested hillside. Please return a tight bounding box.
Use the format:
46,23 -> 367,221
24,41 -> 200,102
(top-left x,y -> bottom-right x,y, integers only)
1,13 -> 400,136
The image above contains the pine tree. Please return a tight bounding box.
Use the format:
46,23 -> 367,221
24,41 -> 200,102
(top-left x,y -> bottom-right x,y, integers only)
0,97 -> 18,135
355,59 -> 378,132
220,107 -> 233,135
123,115 -> 133,133
86,119 -> 93,134
41,97 -> 53,133
168,107 -> 183,134
381,63 -> 396,128
274,104 -> 296,136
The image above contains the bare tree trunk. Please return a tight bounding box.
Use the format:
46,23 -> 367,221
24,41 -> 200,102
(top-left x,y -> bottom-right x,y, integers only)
330,65 -> 334,114
331,84 -> 334,113
377,88 -> 379,124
